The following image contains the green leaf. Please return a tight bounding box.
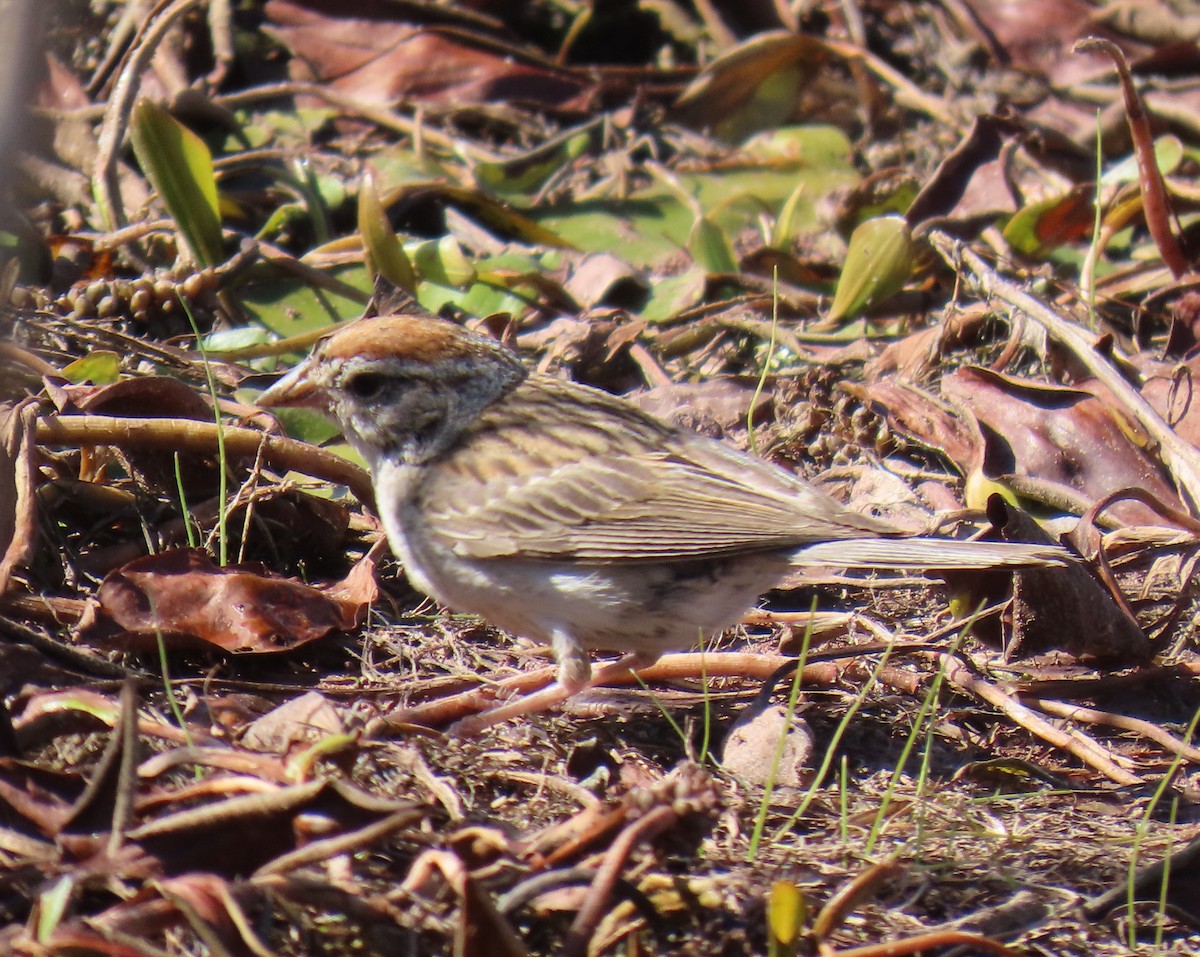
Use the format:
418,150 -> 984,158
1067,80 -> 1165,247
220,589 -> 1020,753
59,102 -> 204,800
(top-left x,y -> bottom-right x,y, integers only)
202,326 -> 271,352
37,876 -> 75,943
474,128 -> 594,194
1103,134 -> 1183,185
532,127 -> 856,271
740,124 -> 853,165
60,351 -> 121,385
641,267 -> 707,323
238,264 -> 372,339
129,99 -> 224,267
411,237 -> 476,288
827,215 -> 914,323
268,406 -> 346,448
772,181 -> 809,249
358,171 -> 415,292
688,215 -> 737,274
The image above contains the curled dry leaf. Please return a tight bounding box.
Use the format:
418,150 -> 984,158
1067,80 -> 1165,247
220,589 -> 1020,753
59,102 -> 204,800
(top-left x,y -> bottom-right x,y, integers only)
241,690 -> 345,754
1128,349 -> 1200,448
86,548 -> 366,654
0,401 -> 38,594
851,378 -> 984,476
865,305 -> 992,382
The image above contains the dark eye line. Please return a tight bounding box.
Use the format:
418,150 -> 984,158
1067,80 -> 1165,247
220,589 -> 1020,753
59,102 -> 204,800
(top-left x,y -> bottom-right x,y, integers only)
345,371 -> 388,399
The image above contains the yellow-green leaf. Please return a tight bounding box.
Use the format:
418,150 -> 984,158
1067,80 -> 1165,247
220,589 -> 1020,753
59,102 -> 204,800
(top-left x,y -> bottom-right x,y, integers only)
827,215 -> 914,323
767,880 -> 806,957
37,876 -> 75,942
61,351 -> 121,385
128,99 -> 223,267
412,236 -> 475,288
772,181 -> 808,249
358,171 -> 415,292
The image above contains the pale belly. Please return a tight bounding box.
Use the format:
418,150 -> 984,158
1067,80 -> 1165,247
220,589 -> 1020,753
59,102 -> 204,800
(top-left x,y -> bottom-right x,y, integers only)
390,521 -> 791,657
430,553 -> 790,656
372,461 -> 793,657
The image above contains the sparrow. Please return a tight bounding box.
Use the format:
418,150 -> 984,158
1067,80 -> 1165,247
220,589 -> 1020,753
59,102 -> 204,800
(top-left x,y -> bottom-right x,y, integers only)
260,314 -> 1068,732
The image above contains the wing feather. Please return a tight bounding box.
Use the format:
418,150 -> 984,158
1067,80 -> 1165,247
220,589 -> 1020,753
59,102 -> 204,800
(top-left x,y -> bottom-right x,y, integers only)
416,376 -> 897,561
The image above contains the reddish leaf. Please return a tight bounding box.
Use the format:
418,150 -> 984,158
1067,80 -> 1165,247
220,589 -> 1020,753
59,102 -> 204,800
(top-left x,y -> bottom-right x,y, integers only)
91,549 -> 362,654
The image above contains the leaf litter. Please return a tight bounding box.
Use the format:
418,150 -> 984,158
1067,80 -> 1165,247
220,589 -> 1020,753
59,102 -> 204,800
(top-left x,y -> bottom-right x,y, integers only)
3,0 -> 1200,954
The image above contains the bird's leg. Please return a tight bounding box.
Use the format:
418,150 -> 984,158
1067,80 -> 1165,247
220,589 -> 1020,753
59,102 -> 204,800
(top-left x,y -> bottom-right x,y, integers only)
449,630 -> 658,735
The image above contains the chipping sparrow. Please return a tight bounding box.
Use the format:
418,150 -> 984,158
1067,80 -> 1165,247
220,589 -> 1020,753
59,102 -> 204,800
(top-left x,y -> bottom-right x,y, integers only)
260,314 -> 1068,732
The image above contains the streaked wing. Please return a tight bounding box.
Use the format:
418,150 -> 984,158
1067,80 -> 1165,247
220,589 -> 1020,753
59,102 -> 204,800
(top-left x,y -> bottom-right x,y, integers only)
416,376 -> 896,561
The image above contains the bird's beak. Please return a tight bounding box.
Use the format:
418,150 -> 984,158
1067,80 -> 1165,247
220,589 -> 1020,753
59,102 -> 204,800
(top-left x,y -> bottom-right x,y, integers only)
259,358 -> 325,410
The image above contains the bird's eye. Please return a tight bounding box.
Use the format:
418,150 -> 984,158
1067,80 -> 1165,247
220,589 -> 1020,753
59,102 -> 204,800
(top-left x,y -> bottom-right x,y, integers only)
345,372 -> 387,400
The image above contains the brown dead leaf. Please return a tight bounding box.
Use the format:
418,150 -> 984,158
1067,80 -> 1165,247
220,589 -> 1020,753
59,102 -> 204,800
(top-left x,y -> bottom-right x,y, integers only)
1132,350 -> 1200,447
88,549 -> 362,654
905,113 -> 1023,227
0,401 -> 37,594
67,375 -> 223,496
995,498 -> 1148,662
97,874 -> 257,956
562,253 -> 647,311
0,758 -> 82,836
963,0 -> 1124,79
865,305 -> 992,382
671,32 -> 828,133
851,378 -> 984,475
265,0 -> 596,110
70,375 -> 213,420
241,690 -> 344,755
325,537 -> 383,607
631,378 -> 771,439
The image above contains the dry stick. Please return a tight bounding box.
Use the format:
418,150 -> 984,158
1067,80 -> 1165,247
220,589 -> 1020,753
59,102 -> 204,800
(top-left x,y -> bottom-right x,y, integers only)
1082,829 -> 1200,920
215,81 -> 458,153
824,37 -> 960,129
561,804 -> 679,957
811,858 -> 903,942
939,654 -> 1143,787
0,343 -> 59,378
254,807 -> 424,877
32,310 -> 235,380
36,415 -> 374,509
90,218 -> 179,251
831,930 -> 1021,957
1075,485 -> 1200,628
928,231 -> 1200,511
368,654 -> 843,733
1024,697 -> 1200,765
93,0 -> 205,232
